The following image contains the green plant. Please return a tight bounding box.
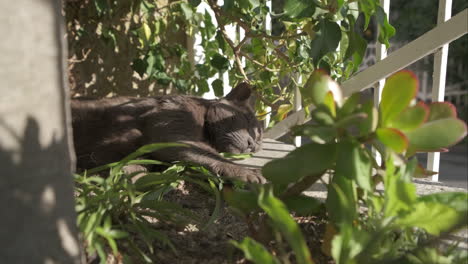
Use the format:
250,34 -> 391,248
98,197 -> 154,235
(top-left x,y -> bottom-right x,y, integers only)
227,70 -> 468,264
67,0 -> 394,126
75,143 -> 222,263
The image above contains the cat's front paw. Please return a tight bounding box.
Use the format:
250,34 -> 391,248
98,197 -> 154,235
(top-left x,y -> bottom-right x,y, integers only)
224,166 -> 266,184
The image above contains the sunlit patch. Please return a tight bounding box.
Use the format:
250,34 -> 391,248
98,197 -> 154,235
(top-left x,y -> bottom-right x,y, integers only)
41,185 -> 56,213
57,219 -> 80,258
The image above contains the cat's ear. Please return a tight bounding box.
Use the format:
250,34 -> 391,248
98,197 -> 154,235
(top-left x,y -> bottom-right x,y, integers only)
225,82 -> 252,103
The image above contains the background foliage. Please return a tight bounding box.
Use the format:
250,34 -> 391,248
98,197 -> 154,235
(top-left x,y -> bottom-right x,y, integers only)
65,0 -> 396,124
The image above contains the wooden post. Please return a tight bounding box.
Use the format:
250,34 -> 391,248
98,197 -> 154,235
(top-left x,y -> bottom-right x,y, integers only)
0,0 -> 81,263
428,0 -> 453,181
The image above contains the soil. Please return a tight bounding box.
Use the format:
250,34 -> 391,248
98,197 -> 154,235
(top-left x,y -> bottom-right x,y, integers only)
85,181 -> 332,264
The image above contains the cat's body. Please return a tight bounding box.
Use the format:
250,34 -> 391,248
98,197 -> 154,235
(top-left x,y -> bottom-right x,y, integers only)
71,83 -> 265,183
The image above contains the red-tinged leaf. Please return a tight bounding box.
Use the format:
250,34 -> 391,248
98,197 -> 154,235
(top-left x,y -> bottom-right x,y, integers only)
301,70 -> 343,107
414,164 -> 438,178
380,71 -> 419,126
274,104 -> 293,121
389,101 -> 429,131
405,118 -> 467,152
376,128 -> 409,153
323,91 -> 336,117
428,102 -> 457,121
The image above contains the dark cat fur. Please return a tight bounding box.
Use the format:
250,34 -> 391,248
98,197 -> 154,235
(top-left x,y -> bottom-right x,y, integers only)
71,83 -> 266,183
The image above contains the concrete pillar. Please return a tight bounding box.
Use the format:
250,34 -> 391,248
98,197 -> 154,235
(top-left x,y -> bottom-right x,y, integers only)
0,0 -> 82,263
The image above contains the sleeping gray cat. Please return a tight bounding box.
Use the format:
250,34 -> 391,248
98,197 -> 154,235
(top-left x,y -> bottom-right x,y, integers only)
71,82 -> 265,183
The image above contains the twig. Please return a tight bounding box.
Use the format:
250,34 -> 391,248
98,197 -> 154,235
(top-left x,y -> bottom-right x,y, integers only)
239,51 -> 278,72
208,0 -> 250,82
68,49 -> 92,63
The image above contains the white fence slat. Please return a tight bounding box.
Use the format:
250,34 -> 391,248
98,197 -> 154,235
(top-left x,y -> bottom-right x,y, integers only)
428,0 -> 453,182
373,0 -> 390,165
293,80 -> 302,147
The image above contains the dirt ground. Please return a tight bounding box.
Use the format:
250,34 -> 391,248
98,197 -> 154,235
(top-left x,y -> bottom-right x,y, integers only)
86,181 -> 332,264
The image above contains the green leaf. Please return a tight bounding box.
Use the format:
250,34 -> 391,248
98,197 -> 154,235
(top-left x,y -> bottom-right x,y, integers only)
403,248 -> 455,264
344,19 -> 367,72
405,118 -> 467,153
262,142 -> 336,185
376,128 -> 409,153
427,102 -> 457,121
273,104 -> 293,121
189,0 -> 201,7
210,53 -> 230,72
418,192 -> 468,213
380,71 -> 419,126
258,187 -> 314,264
335,140 -> 372,191
338,93 -> 361,118
205,179 -> 222,230
284,0 -> 316,19
113,143 -> 186,174
389,102 -> 429,131
196,79 -> 210,94
302,70 -> 343,108
291,124 -> 337,144
95,0 -> 109,16
311,105 -> 335,126
134,173 -> 176,190
414,163 -> 437,178
107,229 -> 129,239
358,0 -> 376,30
154,71 -> 172,85
132,58 -> 148,78
248,0 -> 260,9
323,91 -> 337,117
196,63 -> 215,78
180,3 -> 194,20
326,175 -> 357,226
309,19 -> 342,64
383,160 -> 417,217
331,224 -> 370,264
283,195 -> 323,216
223,188 -> 258,215
211,79 -> 224,97
145,53 -> 156,76
231,237 -> 281,264
140,0 -> 155,14
375,6 -> 396,48
334,113 -> 367,129
395,202 -> 461,236
358,100 -> 378,136
215,31 -> 227,53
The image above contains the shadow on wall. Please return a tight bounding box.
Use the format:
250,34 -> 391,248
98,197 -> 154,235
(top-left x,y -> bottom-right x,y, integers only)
0,117 -> 80,263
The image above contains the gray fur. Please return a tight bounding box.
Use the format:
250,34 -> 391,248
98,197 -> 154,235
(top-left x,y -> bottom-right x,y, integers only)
71,83 -> 265,183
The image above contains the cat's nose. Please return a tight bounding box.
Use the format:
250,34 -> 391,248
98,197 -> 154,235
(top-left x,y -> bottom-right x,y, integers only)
247,137 -> 261,153
247,138 -> 255,152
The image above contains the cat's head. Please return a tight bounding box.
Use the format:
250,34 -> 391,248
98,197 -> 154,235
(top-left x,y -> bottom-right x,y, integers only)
205,82 -> 263,154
